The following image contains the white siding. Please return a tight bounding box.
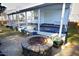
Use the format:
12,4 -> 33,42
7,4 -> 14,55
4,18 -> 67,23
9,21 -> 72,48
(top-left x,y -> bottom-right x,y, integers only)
69,3 -> 79,22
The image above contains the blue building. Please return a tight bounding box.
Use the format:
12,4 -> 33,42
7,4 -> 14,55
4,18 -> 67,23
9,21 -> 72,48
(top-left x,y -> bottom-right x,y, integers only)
7,3 -> 71,41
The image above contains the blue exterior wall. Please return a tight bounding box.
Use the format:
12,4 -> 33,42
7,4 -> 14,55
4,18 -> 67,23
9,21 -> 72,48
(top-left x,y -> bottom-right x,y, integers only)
39,5 -> 70,25
31,4 -> 70,25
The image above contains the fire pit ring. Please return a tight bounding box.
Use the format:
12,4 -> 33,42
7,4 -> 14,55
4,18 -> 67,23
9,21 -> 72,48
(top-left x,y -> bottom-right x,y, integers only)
21,35 -> 53,55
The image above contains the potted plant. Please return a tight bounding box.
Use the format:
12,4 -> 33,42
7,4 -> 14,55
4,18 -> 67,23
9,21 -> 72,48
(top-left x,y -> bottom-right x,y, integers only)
51,35 -> 63,48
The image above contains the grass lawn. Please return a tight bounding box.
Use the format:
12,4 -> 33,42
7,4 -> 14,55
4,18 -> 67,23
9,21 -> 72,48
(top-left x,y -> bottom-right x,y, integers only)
0,26 -> 22,38
67,24 -> 79,45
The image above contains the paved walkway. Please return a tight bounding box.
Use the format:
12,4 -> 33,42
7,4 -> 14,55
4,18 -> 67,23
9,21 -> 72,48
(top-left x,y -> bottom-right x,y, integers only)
0,35 -> 25,56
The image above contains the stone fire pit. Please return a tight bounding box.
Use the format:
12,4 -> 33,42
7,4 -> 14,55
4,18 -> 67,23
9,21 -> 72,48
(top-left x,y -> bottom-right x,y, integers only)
28,36 -> 48,45
21,35 -> 53,55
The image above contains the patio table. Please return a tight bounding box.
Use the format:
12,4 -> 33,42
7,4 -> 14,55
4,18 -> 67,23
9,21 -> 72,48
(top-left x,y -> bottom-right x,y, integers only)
21,35 -> 53,56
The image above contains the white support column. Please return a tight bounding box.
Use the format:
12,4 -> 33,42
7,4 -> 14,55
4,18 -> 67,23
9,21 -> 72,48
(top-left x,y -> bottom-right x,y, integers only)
10,15 -> 12,26
25,12 -> 28,29
12,15 -> 15,28
59,3 -> 66,37
15,14 -> 17,27
7,15 -> 10,26
38,9 -> 41,33
16,14 -> 20,28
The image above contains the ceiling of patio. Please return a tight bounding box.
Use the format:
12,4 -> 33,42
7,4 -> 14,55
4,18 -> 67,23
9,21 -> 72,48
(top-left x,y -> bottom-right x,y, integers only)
2,3 -> 44,14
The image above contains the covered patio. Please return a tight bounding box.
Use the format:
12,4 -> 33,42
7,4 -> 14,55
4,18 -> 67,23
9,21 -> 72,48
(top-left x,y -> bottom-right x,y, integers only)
7,3 -> 70,41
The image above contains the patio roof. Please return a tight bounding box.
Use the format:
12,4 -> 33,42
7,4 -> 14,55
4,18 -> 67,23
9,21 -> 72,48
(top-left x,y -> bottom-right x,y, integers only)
7,3 -> 71,15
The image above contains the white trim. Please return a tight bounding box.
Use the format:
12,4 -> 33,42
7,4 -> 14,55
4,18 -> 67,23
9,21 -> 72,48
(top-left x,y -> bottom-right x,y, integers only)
59,3 -> 66,37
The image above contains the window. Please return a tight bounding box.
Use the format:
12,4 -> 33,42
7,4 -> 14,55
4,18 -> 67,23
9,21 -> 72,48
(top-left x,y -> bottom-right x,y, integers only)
18,12 -> 26,21
27,11 -> 33,20
34,10 -> 38,20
